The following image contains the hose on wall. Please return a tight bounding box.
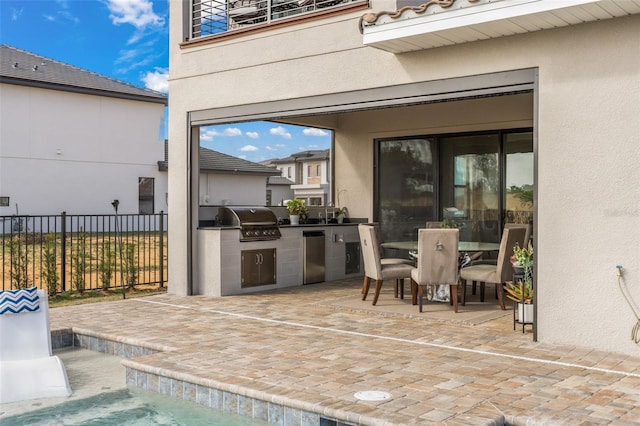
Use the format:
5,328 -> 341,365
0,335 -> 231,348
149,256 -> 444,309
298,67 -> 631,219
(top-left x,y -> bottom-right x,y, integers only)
616,265 -> 640,344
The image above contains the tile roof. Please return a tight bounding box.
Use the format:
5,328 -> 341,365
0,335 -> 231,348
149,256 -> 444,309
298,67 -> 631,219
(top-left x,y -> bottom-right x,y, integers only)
268,176 -> 295,185
0,44 -> 167,104
269,149 -> 330,164
199,147 -> 281,176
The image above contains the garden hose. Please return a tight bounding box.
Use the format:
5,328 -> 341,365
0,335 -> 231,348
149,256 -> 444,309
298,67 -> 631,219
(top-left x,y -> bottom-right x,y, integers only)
616,266 -> 640,344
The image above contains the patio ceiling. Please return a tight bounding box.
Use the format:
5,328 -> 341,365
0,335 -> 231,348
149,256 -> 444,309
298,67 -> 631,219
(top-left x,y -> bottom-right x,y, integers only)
361,0 -> 640,53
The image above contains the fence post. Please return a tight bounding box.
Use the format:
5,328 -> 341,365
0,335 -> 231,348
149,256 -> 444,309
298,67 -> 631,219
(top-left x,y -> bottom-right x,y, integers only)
159,211 -> 164,288
61,211 -> 67,292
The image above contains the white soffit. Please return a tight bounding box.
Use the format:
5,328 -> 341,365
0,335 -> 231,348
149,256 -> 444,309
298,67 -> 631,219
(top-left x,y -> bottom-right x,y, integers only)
362,0 -> 640,53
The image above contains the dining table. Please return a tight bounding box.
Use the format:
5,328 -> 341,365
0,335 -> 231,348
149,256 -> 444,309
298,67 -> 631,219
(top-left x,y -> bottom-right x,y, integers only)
380,240 -> 500,303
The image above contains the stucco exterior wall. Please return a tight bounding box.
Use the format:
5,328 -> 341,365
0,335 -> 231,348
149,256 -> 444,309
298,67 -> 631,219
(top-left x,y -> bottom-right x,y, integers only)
0,84 -> 167,215
199,173 -> 268,205
168,2 -> 639,355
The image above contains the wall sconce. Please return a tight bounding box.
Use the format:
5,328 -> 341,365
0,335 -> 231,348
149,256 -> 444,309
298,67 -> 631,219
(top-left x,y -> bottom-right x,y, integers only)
436,241 -> 444,251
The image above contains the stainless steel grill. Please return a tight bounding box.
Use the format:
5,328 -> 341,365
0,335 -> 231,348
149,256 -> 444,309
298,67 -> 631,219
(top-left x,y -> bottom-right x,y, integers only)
218,207 -> 281,241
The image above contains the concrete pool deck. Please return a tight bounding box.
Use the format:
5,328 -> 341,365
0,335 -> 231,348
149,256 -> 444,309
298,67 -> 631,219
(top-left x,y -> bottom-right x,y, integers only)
43,279 -> 640,425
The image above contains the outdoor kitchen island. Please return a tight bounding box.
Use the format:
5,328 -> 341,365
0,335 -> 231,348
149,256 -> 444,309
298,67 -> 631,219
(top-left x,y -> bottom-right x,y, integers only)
196,218 -> 362,297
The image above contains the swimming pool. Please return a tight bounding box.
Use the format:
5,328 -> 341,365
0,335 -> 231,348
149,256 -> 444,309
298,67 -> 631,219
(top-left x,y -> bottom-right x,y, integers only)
0,348 -> 269,426
1,387 -> 269,425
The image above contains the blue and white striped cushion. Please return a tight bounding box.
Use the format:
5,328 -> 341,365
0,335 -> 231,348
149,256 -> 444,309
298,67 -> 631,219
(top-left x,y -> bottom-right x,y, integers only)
0,287 -> 40,315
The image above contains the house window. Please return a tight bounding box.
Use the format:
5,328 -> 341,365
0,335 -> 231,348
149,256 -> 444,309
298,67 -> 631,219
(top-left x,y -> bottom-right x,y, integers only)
307,165 -> 312,177
189,0 -> 367,39
266,189 -> 272,206
139,177 -> 154,214
316,164 -> 321,177
287,167 -> 291,178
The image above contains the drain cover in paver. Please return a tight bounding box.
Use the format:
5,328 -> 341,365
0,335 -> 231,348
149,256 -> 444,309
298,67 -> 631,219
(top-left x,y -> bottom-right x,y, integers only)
354,390 -> 392,401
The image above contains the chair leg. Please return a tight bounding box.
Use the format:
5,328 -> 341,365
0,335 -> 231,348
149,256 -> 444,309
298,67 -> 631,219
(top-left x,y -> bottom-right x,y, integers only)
418,284 -> 424,312
497,282 -> 506,310
399,279 -> 404,300
451,283 -> 458,313
362,277 -> 371,301
480,282 -> 486,302
394,279 -> 399,298
461,279 -> 467,306
472,281 -> 477,295
411,280 -> 418,305
372,280 -> 383,305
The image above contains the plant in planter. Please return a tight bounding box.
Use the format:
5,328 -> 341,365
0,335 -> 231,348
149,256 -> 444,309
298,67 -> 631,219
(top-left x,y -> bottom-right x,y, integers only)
286,199 -> 307,225
512,241 -> 534,282
504,279 -> 534,324
507,241 -> 534,325
336,207 -> 348,223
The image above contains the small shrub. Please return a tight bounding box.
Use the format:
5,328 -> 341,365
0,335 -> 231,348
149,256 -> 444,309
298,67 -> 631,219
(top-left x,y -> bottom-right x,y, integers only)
8,235 -> 30,289
98,240 -> 115,290
123,242 -> 138,288
41,233 -> 60,296
71,229 -> 88,293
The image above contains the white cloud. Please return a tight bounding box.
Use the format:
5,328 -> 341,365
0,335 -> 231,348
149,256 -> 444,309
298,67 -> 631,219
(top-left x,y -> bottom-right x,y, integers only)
141,67 -> 168,93
270,126 -> 292,139
43,14 -> 56,21
200,127 -> 243,141
246,131 -> 259,139
238,155 -> 247,160
224,128 -> 243,136
265,146 -> 276,151
302,128 -> 328,137
107,0 -> 164,29
11,8 -> 23,21
240,145 -> 258,152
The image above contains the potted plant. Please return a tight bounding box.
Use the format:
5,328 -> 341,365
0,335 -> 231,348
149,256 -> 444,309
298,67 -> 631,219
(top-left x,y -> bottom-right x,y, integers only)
512,241 -> 533,282
504,279 -> 534,324
336,207 -> 348,224
506,241 -> 534,324
286,199 -> 307,225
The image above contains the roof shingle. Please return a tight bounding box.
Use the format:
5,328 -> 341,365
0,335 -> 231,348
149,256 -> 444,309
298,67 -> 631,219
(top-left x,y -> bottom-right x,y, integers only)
0,44 -> 167,104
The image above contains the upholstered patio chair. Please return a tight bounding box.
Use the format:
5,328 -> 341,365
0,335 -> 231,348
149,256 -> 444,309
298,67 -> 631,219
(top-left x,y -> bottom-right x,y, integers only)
358,224 -> 415,305
362,223 -> 414,298
410,228 -> 460,313
459,226 -> 526,310
426,221 -> 442,229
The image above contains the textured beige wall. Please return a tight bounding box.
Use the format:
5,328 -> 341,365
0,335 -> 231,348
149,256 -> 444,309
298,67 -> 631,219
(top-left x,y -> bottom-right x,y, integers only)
169,1 -> 640,354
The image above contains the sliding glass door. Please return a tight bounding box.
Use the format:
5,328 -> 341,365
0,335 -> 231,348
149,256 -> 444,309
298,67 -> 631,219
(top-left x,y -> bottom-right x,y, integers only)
376,138 -> 436,243
375,130 -> 532,243
439,133 -> 500,243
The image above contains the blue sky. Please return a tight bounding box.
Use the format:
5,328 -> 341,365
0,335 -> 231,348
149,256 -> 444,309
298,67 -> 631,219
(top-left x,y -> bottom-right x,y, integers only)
0,0 -> 331,162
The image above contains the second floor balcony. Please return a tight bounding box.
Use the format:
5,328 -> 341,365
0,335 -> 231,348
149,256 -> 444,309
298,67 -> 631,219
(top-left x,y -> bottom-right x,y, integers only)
190,0 -> 366,39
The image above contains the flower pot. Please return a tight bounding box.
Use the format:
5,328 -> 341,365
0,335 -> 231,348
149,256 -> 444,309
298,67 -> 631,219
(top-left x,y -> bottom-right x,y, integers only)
289,214 -> 300,225
337,215 -> 344,224
518,302 -> 534,324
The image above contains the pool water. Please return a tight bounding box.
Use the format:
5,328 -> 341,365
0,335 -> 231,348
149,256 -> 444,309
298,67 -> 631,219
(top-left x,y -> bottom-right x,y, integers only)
1,388 -> 269,425
0,348 -> 269,426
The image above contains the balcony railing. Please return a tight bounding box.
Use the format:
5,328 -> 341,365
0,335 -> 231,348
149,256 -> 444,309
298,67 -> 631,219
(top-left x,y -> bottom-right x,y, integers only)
191,0 -> 360,38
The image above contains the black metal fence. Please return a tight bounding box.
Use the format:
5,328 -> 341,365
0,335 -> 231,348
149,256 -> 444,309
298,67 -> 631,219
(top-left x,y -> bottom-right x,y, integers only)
1,212 -> 167,294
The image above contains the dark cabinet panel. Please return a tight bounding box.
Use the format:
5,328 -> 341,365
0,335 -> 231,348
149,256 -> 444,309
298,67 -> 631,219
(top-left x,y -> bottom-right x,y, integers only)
241,248 -> 276,288
345,242 -> 361,275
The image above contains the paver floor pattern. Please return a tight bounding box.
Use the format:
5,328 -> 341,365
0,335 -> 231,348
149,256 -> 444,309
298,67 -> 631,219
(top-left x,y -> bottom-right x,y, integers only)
48,279 -> 640,425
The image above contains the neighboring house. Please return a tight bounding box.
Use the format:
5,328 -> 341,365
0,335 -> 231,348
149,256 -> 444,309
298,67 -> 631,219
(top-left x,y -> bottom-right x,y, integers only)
265,149 -> 331,206
266,176 -> 295,207
195,146 -> 282,206
0,44 -> 168,216
168,1 -> 640,356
